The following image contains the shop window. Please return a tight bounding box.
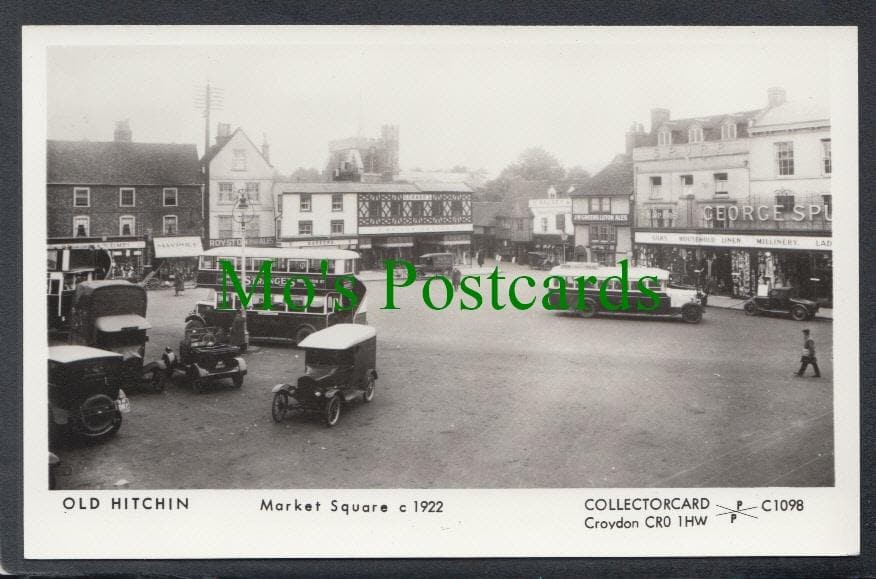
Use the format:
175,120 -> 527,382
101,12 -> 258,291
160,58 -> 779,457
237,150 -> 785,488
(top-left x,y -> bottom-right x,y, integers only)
219,182 -> 234,203
163,187 -> 178,207
590,224 -> 616,243
721,122 -> 737,140
713,173 -> 728,196
73,187 -> 90,207
163,215 -> 178,235
775,142 -> 794,176
232,149 -> 247,171
298,220 -> 312,236
822,139 -> 831,175
594,251 -> 615,266
300,194 -> 312,212
218,216 -> 233,238
119,187 -> 135,207
73,216 -> 89,237
649,176 -> 662,199
331,220 -> 344,235
244,182 -> 259,202
332,194 -> 343,211
119,215 -> 135,236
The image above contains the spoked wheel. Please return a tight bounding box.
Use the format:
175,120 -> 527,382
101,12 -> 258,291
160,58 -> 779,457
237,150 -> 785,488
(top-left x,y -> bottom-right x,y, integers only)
362,375 -> 376,403
682,305 -> 703,324
78,394 -> 121,440
149,368 -> 167,393
325,396 -> 342,427
271,391 -> 289,423
743,301 -> 757,316
791,305 -> 808,321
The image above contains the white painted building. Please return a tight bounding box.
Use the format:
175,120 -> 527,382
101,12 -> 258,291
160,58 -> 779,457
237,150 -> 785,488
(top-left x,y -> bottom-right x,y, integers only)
274,183 -> 360,250
203,125 -> 276,248
528,186 -> 573,262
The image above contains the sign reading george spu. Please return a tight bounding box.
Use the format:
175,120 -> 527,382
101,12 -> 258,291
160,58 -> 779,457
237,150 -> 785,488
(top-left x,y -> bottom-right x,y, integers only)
702,203 -> 832,222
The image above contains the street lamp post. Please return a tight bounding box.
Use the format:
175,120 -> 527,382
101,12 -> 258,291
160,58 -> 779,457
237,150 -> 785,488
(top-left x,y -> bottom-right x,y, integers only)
232,190 -> 255,349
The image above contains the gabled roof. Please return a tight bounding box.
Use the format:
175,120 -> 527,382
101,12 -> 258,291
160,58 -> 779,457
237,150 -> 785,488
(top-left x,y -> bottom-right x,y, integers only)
47,140 -> 201,185
569,154 -> 633,198
201,127 -> 273,168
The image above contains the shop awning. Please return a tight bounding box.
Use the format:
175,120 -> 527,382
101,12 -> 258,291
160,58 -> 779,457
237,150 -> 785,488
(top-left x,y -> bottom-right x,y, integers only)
153,236 -> 204,258
374,236 -> 414,248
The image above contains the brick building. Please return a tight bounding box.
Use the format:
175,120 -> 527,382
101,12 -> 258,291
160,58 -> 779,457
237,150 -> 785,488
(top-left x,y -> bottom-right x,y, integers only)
47,121 -> 203,276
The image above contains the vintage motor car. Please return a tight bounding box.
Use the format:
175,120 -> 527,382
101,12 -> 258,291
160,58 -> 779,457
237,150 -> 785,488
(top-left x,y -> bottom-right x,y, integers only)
48,345 -> 131,442
743,286 -> 819,321
414,252 -> 454,278
68,280 -> 169,391
526,251 -> 554,270
166,326 -> 247,393
271,324 -> 378,427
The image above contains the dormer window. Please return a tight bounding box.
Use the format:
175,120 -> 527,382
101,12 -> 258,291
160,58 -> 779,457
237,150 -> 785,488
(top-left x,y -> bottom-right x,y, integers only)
657,129 -> 672,146
721,122 -> 737,141
688,125 -> 703,144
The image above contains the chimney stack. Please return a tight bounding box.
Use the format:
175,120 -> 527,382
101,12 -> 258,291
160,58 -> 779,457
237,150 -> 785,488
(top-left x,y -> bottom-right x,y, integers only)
261,134 -> 270,164
215,122 -> 232,147
768,87 -> 787,107
114,119 -> 132,142
625,122 -> 645,155
650,108 -> 670,133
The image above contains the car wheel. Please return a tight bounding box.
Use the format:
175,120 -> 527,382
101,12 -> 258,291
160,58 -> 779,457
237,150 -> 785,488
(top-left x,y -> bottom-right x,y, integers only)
295,325 -> 314,345
743,301 -> 757,315
325,396 -> 342,427
362,375 -> 376,403
682,304 -> 703,324
271,391 -> 289,423
791,305 -> 808,321
185,318 -> 206,332
232,372 -> 244,388
149,368 -> 166,393
579,297 -> 598,318
77,394 -> 122,440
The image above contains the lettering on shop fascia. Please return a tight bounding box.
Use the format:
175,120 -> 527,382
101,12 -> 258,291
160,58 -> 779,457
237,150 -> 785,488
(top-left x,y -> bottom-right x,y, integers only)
702,204 -> 832,222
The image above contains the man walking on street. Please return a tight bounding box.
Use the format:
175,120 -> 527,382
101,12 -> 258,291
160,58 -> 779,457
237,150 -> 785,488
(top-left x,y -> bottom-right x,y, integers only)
451,267 -> 461,292
795,328 -> 821,378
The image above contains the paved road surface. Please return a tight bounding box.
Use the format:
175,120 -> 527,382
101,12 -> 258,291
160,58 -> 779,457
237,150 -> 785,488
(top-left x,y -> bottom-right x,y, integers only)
52,266 -> 833,489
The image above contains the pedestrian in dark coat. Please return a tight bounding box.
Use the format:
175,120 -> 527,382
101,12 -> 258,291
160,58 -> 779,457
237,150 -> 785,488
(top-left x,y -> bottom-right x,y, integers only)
451,267 -> 462,292
230,308 -> 247,353
174,272 -> 185,296
477,251 -> 484,268
794,328 -> 821,378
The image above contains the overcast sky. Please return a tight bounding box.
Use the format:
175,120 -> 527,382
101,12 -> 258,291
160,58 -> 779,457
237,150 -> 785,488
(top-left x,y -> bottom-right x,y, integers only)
46,28 -> 832,178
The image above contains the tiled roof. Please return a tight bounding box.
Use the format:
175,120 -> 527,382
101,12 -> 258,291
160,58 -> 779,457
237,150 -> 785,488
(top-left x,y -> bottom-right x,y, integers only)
569,155 -> 633,198
201,128 -> 273,168
500,197 -> 534,219
642,108 -> 763,146
412,182 -> 473,193
47,140 -> 201,185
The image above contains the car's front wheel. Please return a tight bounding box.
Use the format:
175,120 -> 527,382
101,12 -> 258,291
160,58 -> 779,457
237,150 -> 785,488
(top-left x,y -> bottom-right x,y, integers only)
77,394 -> 122,440
743,301 -> 757,315
578,297 -> 598,318
791,305 -> 808,321
362,375 -> 376,403
682,304 -> 703,324
325,396 -> 342,427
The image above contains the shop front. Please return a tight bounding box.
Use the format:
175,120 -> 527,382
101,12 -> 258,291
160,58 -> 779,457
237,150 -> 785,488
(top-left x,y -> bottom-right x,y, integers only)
532,233 -> 571,264
634,231 -> 833,306
47,239 -> 147,280
151,236 -> 204,284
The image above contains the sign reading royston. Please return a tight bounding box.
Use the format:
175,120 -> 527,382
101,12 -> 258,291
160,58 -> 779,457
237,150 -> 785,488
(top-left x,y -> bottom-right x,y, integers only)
209,237 -> 277,248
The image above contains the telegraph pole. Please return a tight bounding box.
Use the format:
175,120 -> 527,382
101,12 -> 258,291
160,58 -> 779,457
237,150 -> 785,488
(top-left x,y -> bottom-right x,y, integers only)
194,82 -> 224,241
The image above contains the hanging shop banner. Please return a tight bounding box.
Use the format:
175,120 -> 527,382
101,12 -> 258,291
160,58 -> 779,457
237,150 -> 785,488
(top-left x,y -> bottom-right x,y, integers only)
152,236 -> 204,258
635,231 -> 832,251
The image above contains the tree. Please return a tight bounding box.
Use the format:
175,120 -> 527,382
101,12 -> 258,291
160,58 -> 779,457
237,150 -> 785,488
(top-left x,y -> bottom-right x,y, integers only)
484,147 -> 566,197
566,165 -> 591,180
289,167 -> 323,182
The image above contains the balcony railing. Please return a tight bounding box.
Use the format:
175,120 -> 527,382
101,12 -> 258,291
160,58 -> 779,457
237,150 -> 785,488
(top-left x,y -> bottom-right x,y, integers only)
635,192 -> 832,233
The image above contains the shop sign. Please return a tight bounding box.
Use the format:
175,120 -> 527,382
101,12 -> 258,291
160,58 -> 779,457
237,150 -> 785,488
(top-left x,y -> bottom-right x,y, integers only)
280,237 -> 358,248
358,223 -> 473,235
46,240 -> 146,250
153,236 -> 203,258
572,213 -> 629,223
702,204 -> 831,222
635,231 -> 832,251
530,198 -> 572,208
208,237 -> 276,248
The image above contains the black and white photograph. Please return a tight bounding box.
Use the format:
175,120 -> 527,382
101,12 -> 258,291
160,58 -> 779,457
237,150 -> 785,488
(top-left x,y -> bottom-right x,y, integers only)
21,25 -> 859,559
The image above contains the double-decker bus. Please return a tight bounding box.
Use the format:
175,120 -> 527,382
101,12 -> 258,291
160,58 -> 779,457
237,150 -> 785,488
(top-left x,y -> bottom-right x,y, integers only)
186,247 -> 368,344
